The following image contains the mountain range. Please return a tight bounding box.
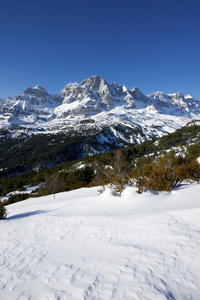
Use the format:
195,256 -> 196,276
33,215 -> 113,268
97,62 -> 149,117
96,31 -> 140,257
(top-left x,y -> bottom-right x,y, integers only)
0,75 -> 200,175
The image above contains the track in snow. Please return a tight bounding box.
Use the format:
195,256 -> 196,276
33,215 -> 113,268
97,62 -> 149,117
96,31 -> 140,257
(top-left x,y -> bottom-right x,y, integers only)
0,184 -> 200,299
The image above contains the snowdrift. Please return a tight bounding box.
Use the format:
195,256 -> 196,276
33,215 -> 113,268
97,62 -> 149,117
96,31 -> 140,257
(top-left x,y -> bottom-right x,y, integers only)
0,183 -> 200,299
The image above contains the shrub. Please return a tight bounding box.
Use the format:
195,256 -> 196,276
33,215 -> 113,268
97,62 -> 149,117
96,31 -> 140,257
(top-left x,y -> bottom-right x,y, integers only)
0,201 -> 7,219
132,152 -> 200,193
100,173 -> 130,197
109,174 -> 129,197
188,143 -> 200,157
174,161 -> 200,181
133,153 -> 181,193
148,168 -> 178,191
98,150 -> 130,197
65,166 -> 94,190
5,193 -> 30,205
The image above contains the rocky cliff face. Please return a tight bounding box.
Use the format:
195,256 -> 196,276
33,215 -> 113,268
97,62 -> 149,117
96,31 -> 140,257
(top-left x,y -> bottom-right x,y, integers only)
149,91 -> 199,116
59,76 -> 136,117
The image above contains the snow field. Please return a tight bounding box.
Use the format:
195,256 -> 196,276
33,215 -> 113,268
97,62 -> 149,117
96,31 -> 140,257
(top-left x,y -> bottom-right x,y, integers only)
0,184 -> 200,299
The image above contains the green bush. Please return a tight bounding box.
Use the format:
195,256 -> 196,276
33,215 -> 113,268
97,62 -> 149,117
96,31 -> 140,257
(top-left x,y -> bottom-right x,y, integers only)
0,202 -> 7,219
188,143 -> 200,157
65,166 -> 95,190
5,193 -> 30,205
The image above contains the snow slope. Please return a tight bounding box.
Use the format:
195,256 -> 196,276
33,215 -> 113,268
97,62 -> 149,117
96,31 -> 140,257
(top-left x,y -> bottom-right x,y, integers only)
1,183 -> 200,300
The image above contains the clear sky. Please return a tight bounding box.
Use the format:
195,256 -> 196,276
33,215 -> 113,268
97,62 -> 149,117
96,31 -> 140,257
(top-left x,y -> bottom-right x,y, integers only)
0,0 -> 200,99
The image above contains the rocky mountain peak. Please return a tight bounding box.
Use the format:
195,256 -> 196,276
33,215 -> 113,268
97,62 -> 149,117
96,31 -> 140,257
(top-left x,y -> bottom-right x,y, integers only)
61,76 -> 138,115
0,84 -> 62,116
130,87 -> 145,98
168,92 -> 185,101
79,76 -> 110,96
131,87 -> 140,93
34,85 -> 46,90
129,87 -> 149,104
80,75 -> 105,87
17,85 -> 48,101
34,85 -> 48,93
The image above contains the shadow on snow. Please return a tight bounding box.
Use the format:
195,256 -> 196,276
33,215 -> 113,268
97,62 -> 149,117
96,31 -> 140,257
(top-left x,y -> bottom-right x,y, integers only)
5,203 -> 73,220
6,210 -> 48,220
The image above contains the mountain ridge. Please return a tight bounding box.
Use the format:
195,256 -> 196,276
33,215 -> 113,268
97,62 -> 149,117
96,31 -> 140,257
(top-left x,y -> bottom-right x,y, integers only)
1,75 -> 199,121
0,76 -> 200,175
0,76 -> 199,139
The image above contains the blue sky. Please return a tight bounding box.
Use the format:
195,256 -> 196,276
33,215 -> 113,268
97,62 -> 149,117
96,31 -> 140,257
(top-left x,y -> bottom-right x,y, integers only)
0,0 -> 200,99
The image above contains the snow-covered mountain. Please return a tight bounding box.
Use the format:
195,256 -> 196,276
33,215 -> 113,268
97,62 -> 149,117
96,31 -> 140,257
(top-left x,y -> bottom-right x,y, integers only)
0,85 -> 62,116
1,75 -> 199,124
0,76 -> 200,159
2,76 -> 200,117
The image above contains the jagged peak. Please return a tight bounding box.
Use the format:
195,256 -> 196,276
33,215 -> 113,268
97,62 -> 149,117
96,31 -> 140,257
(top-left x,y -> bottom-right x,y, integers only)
23,86 -> 33,94
65,82 -> 79,88
122,85 -> 128,92
167,92 -> 184,97
150,91 -> 189,101
19,85 -> 48,95
33,85 -> 47,92
152,91 -> 165,96
130,87 -> 141,93
80,75 -> 106,87
89,75 -> 103,81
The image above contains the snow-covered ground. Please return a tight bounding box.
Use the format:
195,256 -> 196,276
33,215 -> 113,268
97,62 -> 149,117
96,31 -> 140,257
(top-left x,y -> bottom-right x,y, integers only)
1,183 -> 200,300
